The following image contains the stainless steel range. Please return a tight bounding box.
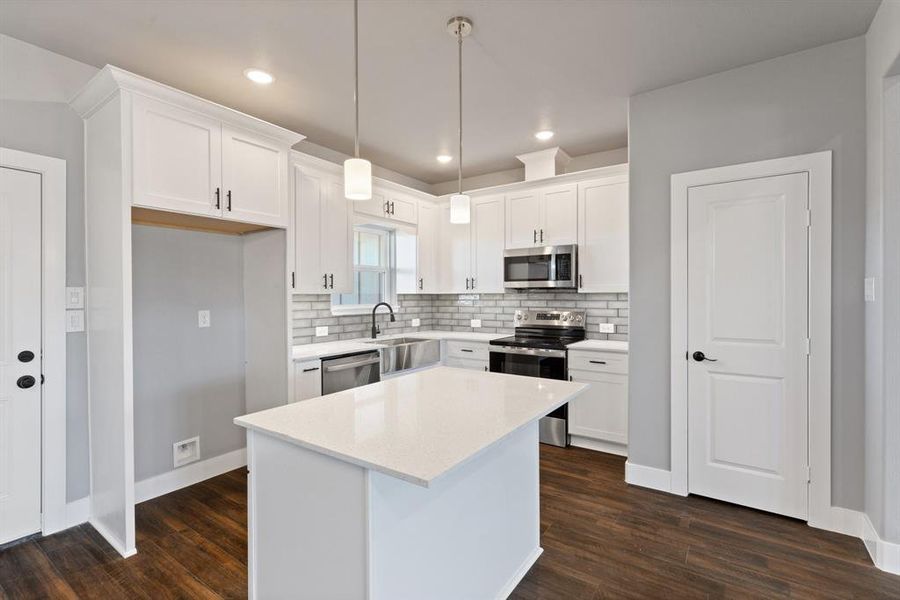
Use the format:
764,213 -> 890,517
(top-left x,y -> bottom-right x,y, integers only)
488,309 -> 586,447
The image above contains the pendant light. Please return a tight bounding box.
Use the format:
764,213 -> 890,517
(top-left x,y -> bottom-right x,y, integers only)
447,16 -> 472,224
344,0 -> 372,200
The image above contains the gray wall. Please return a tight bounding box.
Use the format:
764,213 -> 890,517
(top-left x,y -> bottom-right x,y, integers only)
627,37 -> 867,509
864,1 -> 900,543
132,225 -> 247,481
0,34 -> 98,501
292,292 -> 628,344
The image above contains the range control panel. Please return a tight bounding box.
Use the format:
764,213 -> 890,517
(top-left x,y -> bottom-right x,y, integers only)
514,310 -> 585,328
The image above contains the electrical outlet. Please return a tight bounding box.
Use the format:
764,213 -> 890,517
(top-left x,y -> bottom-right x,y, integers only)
597,323 -> 615,333
66,287 -> 84,309
173,436 -> 200,468
865,277 -> 876,302
470,319 -> 482,328
315,326 -> 328,337
66,310 -> 85,333
198,310 -> 211,328
411,318 -> 421,327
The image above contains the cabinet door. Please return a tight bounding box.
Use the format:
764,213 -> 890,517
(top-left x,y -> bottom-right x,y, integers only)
540,183 -> 578,246
221,126 -> 288,227
416,201 -> 438,293
505,191 -> 541,249
387,193 -> 418,225
568,370 -> 628,445
577,177 -> 629,292
292,360 -> 322,403
470,195 -> 505,293
354,187 -> 389,220
438,203 -> 471,293
293,166 -> 324,293
132,95 -> 222,217
321,177 -> 353,293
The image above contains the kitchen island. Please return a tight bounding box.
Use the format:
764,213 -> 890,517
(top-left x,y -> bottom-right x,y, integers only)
234,366 -> 588,600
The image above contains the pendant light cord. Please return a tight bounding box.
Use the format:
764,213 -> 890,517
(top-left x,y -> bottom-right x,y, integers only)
354,0 -> 360,159
457,26 -> 463,195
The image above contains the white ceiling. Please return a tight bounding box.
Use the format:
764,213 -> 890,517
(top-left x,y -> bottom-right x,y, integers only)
0,0 -> 879,183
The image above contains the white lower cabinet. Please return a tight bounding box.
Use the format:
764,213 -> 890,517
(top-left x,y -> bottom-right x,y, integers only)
292,360 -> 322,403
443,340 -> 490,371
568,351 -> 628,455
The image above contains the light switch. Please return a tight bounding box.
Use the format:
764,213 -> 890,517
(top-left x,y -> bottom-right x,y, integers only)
865,277 -> 876,302
198,310 -> 211,328
597,323 -> 615,334
470,319 -> 482,328
411,318 -> 421,327
315,326 -> 328,337
66,287 -> 84,309
66,310 -> 85,333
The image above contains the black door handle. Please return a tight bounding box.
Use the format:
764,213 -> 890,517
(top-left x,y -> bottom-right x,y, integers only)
692,351 -> 718,362
17,375 -> 36,389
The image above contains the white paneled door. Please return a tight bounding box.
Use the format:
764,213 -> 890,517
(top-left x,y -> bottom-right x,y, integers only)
687,172 -> 809,519
0,167 -> 42,544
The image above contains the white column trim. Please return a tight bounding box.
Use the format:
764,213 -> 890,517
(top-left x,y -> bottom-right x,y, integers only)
0,147 -> 68,536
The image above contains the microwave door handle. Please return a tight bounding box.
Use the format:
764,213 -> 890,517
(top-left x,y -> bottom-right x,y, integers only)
548,252 -> 557,283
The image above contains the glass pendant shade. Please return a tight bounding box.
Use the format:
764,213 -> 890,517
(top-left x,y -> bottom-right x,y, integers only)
449,193 -> 471,224
343,158 -> 372,200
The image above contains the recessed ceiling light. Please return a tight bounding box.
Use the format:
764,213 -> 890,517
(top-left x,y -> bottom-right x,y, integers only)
535,130 -> 554,141
436,155 -> 453,164
244,68 -> 274,85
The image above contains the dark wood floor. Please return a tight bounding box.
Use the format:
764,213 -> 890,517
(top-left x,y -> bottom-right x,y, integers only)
1,447 -> 897,599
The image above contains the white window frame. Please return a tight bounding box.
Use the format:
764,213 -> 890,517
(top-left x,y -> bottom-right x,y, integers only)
331,226 -> 396,316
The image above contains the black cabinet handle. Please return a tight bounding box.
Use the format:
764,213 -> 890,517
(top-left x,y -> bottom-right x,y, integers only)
460,348 -> 474,353
418,278 -> 423,290
390,201 -> 395,215
384,201 -> 390,214
291,272 -> 296,289
484,366 -> 488,372
329,273 -> 334,289
323,274 -> 328,289
471,277 -> 476,289
540,229 -> 544,243
302,367 -> 320,373
589,360 -> 607,365
533,229 -> 537,244
579,274 -> 583,288
17,375 -> 36,389
215,187 -> 221,209
226,190 -> 232,211
692,351 -> 717,362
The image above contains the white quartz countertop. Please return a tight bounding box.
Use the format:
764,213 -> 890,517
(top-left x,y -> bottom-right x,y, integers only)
234,366 -> 588,487
291,330 -> 505,361
567,340 -> 629,353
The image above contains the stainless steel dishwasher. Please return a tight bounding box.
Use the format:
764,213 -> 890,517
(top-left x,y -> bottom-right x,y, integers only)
321,350 -> 381,395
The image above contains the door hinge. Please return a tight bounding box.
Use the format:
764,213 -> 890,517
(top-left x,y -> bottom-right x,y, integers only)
805,338 -> 811,356
805,209 -> 811,228
805,465 -> 811,483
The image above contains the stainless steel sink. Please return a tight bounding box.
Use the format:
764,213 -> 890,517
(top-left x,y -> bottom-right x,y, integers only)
366,337 -> 441,374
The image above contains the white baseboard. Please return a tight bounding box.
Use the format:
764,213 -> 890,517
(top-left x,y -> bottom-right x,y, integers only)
624,460 -> 671,493
135,447 -> 247,504
861,513 -> 900,575
570,436 -> 628,457
64,497 -> 90,529
89,516 -> 136,558
495,547 -> 542,600
809,505 -> 864,538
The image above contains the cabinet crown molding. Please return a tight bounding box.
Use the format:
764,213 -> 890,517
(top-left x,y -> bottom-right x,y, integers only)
69,65 -> 305,146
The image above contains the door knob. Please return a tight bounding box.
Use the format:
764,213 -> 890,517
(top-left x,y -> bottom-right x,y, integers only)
692,351 -> 717,362
17,375 -> 36,389
17,350 -> 34,363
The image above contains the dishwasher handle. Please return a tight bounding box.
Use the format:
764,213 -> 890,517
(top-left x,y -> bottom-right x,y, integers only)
323,357 -> 381,373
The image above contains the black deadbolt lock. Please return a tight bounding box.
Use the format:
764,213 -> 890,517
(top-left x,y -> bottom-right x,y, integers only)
17,375 -> 36,389
18,350 -> 35,363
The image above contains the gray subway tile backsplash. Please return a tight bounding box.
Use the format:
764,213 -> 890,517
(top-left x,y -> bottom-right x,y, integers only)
291,291 -> 629,346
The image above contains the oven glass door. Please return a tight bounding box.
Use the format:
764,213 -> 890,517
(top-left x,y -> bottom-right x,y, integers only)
489,351 -> 566,380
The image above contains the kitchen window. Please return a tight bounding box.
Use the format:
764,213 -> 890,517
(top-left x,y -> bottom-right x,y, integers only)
332,227 -> 395,314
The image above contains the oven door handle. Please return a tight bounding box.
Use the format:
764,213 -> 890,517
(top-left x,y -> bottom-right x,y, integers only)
490,346 -> 567,358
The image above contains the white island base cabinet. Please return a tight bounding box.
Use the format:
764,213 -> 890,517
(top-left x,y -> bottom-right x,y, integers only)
246,422 -> 542,600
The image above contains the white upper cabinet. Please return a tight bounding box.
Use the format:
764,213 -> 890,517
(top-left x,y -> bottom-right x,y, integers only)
470,195 -> 505,293
221,126 -> 288,227
354,186 -> 418,225
416,201 -> 439,293
128,92 -> 296,228
132,95 -> 222,217
438,204 -> 472,294
577,174 -> 629,293
505,183 -> 577,248
293,163 -> 351,294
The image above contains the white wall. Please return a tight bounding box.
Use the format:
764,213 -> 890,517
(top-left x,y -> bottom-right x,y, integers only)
0,34 -> 97,502
627,37 -> 867,509
864,0 -> 900,544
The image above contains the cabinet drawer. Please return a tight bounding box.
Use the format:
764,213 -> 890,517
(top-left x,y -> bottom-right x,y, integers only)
292,359 -> 322,403
568,351 -> 628,374
445,340 -> 490,361
444,357 -> 489,371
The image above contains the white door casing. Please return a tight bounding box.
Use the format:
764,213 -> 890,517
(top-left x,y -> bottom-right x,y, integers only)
687,173 -> 809,519
0,167 -> 42,544
670,151 -> 832,528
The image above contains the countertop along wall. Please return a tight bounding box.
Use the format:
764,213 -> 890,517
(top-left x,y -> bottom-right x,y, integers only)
628,37 -> 867,510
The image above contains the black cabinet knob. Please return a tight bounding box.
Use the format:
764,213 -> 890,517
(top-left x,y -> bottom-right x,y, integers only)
692,351 -> 717,362
18,350 -> 34,363
17,375 -> 36,389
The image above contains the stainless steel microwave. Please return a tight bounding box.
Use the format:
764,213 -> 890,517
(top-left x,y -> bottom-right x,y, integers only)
503,245 -> 577,289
